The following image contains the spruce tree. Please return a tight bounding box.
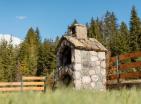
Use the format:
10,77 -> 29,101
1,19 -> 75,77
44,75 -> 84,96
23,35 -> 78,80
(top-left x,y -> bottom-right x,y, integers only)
0,40 -> 17,81
37,39 -> 56,76
88,17 -> 103,42
71,19 -> 78,26
55,36 -> 60,46
87,17 -> 94,38
114,22 -> 129,54
129,6 -> 141,52
103,11 -> 118,54
35,27 -> 41,43
18,27 -> 41,76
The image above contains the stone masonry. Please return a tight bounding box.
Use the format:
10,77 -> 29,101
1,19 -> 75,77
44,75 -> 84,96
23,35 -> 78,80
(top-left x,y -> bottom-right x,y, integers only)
73,49 -> 106,90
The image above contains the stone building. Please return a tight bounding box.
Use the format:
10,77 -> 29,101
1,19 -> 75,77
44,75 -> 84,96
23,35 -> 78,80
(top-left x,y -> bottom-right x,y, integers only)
56,24 -> 108,90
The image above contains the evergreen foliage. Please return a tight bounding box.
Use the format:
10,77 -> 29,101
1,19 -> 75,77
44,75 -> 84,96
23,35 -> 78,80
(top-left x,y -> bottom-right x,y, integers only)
129,6 -> 141,52
18,28 -> 41,76
103,11 -> 118,52
0,40 -> 17,81
71,19 -> 78,26
118,22 -> 129,53
37,39 -> 56,76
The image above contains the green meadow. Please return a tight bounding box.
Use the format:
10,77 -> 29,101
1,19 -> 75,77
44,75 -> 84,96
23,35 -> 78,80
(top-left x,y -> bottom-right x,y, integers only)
0,89 -> 141,104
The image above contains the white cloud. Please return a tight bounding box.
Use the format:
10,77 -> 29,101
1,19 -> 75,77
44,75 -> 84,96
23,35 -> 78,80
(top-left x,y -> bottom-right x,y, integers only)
16,16 -> 27,20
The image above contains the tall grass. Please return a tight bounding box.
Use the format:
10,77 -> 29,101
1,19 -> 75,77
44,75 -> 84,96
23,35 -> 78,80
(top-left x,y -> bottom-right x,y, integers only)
0,88 -> 141,104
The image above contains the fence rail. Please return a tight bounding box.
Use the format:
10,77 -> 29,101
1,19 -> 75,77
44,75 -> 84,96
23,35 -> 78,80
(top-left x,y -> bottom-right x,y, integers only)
22,76 -> 46,80
110,61 -> 141,71
107,51 -> 141,83
110,51 -> 141,63
0,76 -> 46,92
108,72 -> 141,80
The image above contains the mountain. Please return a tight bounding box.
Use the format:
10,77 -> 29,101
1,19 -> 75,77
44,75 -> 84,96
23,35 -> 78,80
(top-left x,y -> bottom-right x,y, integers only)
0,34 -> 22,46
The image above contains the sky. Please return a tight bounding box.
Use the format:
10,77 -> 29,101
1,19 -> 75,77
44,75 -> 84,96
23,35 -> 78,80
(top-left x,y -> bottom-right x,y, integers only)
0,0 -> 141,40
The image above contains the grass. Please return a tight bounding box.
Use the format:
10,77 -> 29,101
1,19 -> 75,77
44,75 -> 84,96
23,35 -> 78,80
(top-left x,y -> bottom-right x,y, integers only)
0,88 -> 141,104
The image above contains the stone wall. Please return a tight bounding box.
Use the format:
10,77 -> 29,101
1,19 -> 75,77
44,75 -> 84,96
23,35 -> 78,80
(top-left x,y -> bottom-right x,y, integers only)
73,49 -> 106,91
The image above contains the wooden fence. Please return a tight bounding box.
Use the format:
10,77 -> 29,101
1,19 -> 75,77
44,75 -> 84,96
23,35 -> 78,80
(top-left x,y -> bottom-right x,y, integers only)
107,51 -> 141,86
0,76 -> 47,92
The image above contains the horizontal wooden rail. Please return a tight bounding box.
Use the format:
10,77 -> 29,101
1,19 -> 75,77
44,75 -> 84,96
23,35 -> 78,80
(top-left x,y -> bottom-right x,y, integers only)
119,61 -> 141,70
23,87 -> 44,91
0,87 -> 44,92
107,79 -> 141,85
23,82 -> 44,86
110,51 -> 141,63
110,61 -> 141,71
0,82 -> 21,86
22,76 -> 46,80
0,87 -> 21,91
0,82 -> 45,87
107,72 -> 141,80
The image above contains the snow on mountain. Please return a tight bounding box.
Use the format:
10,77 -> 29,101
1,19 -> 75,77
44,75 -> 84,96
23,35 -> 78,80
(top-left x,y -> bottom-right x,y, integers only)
0,34 -> 22,46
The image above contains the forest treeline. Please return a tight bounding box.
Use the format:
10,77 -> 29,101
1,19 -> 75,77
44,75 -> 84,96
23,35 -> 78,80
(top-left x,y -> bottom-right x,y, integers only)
0,28 -> 59,81
0,6 -> 140,81
86,6 -> 141,56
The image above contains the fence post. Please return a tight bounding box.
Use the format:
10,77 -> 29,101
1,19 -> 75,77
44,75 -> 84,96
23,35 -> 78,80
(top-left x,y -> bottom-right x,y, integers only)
21,76 -> 23,92
44,76 -> 47,93
116,55 -> 120,83
106,51 -> 111,79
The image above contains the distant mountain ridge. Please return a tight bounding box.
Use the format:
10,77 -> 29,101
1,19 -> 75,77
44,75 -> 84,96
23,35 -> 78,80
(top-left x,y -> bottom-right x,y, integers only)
0,34 -> 22,46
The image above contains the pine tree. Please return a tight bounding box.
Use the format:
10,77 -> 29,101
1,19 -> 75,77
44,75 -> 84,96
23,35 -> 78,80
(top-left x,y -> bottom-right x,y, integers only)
120,22 -> 129,52
88,17 -> 103,42
71,19 -> 78,26
114,22 -> 129,55
18,27 -> 41,76
0,39 -> 17,81
36,44 -> 45,76
55,36 -> 60,46
35,27 -> 41,43
87,17 -> 95,38
129,6 -> 141,52
43,39 -> 56,73
103,11 -> 118,53
36,39 -> 56,76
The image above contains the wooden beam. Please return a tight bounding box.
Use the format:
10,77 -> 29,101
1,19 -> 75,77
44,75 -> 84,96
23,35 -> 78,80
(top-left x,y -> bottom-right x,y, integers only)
0,82 -> 21,86
0,87 -> 21,91
108,72 -> 141,80
23,87 -> 44,91
110,61 -> 141,71
119,51 -> 141,61
0,87 -> 44,92
110,51 -> 141,63
23,82 -> 44,86
22,76 -> 46,80
119,61 -> 141,70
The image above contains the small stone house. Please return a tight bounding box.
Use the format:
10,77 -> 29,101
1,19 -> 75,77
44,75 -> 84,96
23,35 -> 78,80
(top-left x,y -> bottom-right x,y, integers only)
56,24 -> 108,90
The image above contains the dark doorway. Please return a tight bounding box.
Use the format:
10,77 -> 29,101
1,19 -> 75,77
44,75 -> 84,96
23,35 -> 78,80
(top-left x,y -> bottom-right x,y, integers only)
60,46 -> 72,66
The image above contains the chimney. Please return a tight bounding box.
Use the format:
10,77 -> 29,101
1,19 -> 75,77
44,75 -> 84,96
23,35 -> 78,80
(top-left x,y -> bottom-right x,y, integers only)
69,24 -> 87,40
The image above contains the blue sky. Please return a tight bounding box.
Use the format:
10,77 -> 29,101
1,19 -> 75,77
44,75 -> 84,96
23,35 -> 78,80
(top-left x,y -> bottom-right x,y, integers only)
0,0 -> 141,40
